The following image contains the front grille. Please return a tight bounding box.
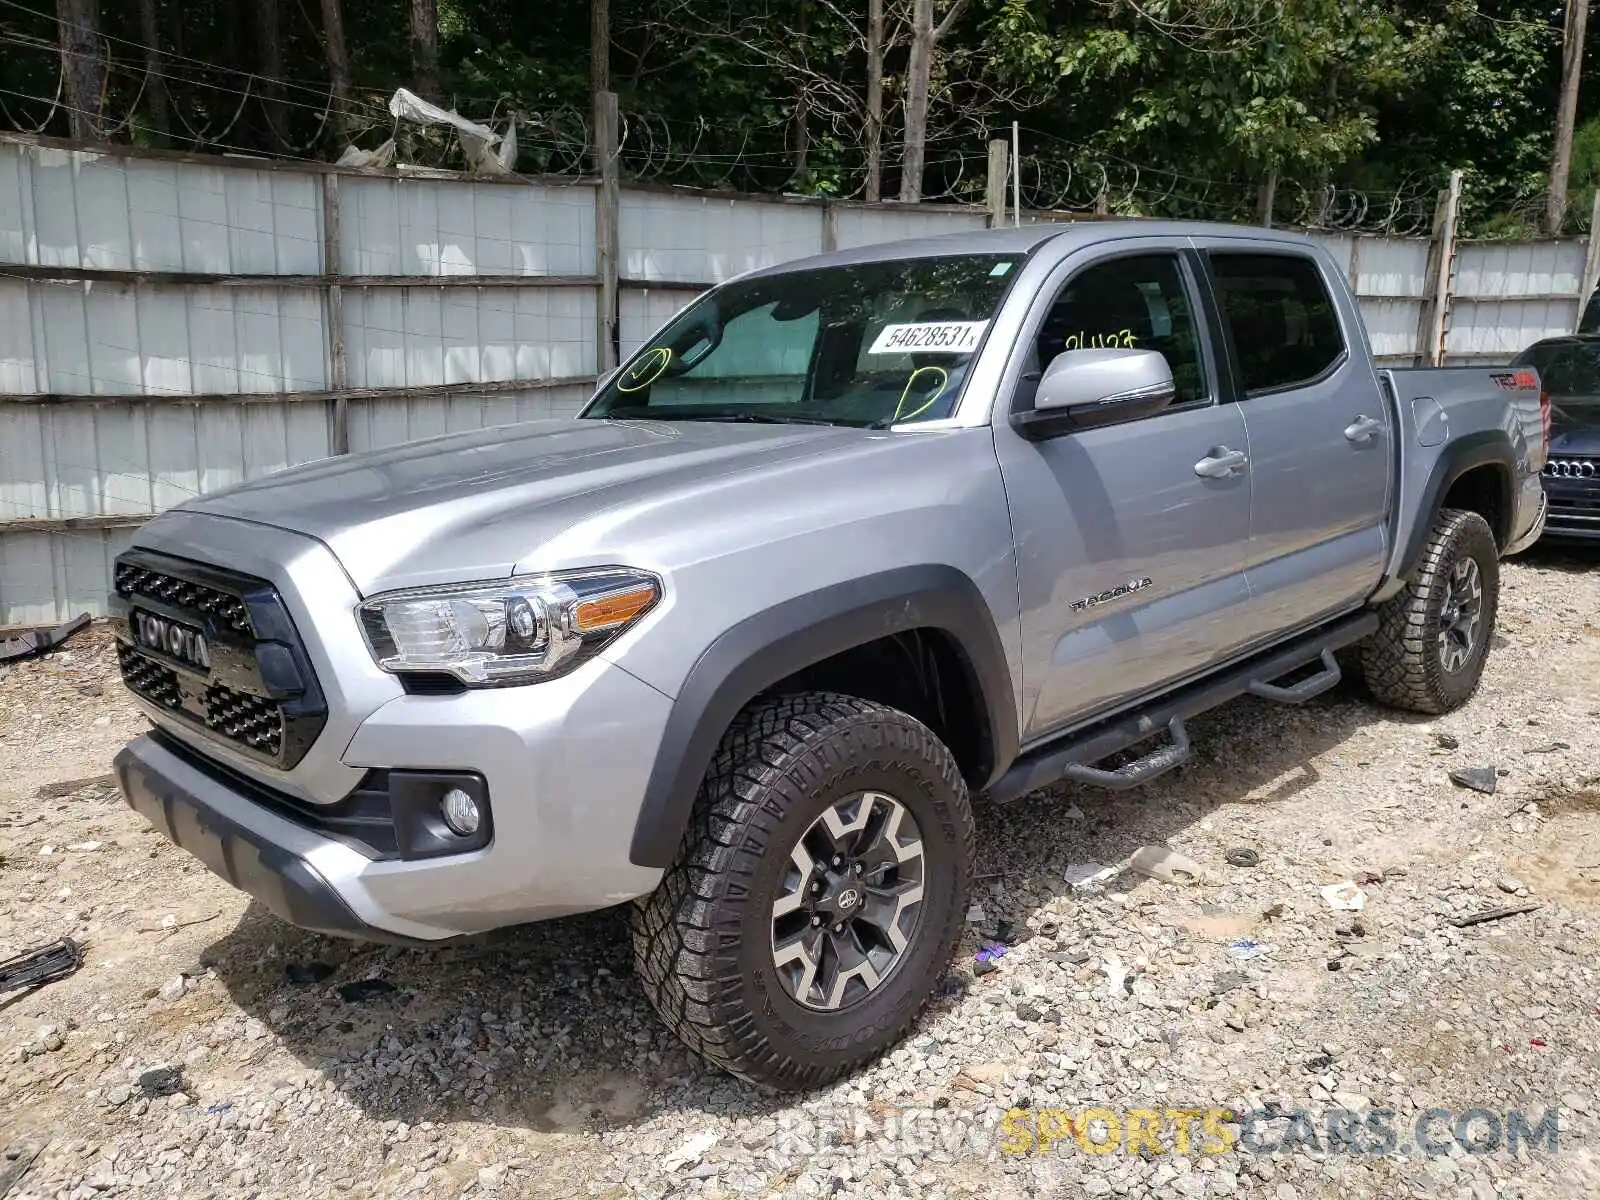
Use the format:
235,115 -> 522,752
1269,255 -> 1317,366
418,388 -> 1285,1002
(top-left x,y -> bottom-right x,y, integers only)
117,643 -> 181,710
1544,457 -> 1599,479
202,682 -> 284,757
109,549 -> 326,769
115,563 -> 252,635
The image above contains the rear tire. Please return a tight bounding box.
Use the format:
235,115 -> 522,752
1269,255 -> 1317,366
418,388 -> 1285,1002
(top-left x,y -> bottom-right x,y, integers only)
1361,508 -> 1499,715
630,692 -> 974,1091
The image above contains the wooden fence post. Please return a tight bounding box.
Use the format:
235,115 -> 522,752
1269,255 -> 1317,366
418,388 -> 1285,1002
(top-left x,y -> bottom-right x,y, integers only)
986,139 -> 1008,229
1577,188 -> 1600,331
595,91 -> 620,375
321,173 -> 349,455
821,201 -> 838,252
1415,169 -> 1463,367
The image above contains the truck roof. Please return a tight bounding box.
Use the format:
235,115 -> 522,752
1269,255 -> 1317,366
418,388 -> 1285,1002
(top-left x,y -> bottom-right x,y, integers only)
742,218 -> 1325,279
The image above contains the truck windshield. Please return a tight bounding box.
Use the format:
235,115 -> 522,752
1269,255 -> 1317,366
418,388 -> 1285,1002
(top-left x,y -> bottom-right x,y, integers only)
583,253 -> 1025,428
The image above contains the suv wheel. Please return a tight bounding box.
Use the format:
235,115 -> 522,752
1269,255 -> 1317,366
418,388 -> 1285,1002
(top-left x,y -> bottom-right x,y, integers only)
1361,508 -> 1500,715
631,692 -> 974,1090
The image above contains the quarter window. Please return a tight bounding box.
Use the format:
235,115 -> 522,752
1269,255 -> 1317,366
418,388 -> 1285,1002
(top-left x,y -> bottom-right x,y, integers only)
1208,252 -> 1345,395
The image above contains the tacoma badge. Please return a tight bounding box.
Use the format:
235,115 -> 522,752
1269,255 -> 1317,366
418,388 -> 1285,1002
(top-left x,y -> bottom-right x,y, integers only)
1070,578 -> 1154,613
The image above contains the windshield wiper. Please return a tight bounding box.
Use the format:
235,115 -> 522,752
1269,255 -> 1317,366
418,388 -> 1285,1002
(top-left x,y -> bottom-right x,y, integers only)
599,406 -> 852,427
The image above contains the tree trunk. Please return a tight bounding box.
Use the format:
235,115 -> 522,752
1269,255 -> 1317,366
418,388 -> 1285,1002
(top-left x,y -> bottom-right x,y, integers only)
591,0 -> 609,173
865,0 -> 884,202
1548,0 -> 1591,234
255,0 -> 287,151
899,0 -> 933,202
319,0 -> 353,136
1257,169 -> 1278,227
135,0 -> 170,146
410,0 -> 440,103
55,0 -> 105,141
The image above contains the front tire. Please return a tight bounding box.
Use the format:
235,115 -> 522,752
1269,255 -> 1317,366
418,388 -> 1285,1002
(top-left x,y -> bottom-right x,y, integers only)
630,692 -> 974,1091
1361,508 -> 1500,714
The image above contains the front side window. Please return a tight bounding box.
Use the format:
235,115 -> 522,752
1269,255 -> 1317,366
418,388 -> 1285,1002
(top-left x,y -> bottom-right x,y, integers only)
584,254 -> 1025,428
1209,252 -> 1346,395
1032,253 -> 1209,407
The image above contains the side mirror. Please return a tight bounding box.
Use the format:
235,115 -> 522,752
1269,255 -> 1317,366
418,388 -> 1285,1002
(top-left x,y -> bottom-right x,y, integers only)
1012,347 -> 1175,440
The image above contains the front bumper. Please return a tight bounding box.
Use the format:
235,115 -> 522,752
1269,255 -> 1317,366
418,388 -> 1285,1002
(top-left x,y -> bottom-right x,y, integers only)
117,735 -> 419,944
117,657 -> 675,941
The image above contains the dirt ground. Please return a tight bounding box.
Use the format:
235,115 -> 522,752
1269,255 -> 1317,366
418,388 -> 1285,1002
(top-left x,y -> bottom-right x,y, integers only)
0,547 -> 1597,1200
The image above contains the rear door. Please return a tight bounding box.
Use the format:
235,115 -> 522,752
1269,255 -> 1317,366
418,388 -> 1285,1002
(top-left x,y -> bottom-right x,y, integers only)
992,242 -> 1257,741
1193,242 -> 1391,632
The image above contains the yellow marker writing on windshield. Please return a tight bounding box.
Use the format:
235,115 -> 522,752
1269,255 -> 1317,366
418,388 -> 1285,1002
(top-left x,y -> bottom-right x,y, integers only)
892,365 -> 949,423
617,346 -> 673,393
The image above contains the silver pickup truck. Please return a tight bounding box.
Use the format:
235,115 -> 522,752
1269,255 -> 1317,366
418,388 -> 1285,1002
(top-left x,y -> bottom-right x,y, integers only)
110,221 -> 1548,1090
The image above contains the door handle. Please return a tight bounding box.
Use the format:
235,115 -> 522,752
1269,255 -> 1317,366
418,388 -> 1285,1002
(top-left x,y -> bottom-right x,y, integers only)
1344,414 -> 1382,443
1194,447 -> 1248,478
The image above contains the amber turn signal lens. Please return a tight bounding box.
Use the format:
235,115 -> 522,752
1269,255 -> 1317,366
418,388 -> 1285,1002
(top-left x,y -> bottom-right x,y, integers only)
573,584 -> 658,632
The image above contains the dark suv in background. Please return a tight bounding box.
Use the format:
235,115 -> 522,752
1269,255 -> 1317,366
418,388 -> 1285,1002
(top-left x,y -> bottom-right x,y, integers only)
1512,333 -> 1600,543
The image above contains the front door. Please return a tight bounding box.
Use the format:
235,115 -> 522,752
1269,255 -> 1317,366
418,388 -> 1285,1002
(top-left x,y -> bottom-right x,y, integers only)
1194,244 -> 1392,632
992,246 -> 1257,742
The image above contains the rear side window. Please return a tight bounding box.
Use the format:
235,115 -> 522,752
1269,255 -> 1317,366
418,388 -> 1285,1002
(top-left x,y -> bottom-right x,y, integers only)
1209,252 -> 1345,395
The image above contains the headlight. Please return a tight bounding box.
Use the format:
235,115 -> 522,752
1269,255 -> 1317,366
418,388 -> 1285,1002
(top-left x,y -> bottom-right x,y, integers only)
358,568 -> 661,687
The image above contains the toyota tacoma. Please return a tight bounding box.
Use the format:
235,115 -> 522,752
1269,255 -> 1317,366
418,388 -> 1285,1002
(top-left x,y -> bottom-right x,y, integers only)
112,221 -> 1548,1090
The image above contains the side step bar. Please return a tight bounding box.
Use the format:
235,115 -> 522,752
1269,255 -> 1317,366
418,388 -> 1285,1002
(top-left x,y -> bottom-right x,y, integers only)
987,612 -> 1377,804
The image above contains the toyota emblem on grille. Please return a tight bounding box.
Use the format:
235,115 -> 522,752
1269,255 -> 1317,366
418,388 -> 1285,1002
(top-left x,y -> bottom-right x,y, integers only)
133,612 -> 212,671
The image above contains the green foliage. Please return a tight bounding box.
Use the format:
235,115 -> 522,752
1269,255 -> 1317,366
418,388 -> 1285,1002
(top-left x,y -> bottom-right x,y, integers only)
0,0 -> 1586,227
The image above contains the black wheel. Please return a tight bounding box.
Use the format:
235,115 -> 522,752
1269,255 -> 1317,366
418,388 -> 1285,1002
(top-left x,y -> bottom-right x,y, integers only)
1361,508 -> 1500,715
630,692 -> 974,1090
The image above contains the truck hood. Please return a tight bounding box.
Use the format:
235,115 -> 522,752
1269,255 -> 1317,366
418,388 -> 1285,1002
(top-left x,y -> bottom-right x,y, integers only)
176,417 -> 864,593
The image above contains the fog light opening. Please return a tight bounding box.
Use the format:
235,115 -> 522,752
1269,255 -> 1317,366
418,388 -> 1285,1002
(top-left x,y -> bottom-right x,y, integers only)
440,787 -> 481,837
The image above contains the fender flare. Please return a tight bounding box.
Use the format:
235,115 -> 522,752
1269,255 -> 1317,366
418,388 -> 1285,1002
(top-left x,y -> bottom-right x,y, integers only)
627,564 -> 1019,868
1396,430 -> 1515,579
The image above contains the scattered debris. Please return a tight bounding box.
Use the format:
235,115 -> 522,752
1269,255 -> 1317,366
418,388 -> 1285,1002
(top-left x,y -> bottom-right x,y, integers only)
136,911 -> 220,935
1449,902 -> 1541,928
156,975 -> 187,1003
1037,921 -> 1060,939
1226,938 -> 1274,961
661,1131 -> 720,1172
206,1100 -> 232,1116
1225,848 -> 1261,868
1434,732 -> 1460,750
994,918 -> 1017,945
1101,952 -> 1133,995
0,937 -> 82,995
1128,845 -> 1205,885
1321,882 -> 1367,912
65,841 -> 101,852
338,978 -> 398,1004
1497,876 -> 1527,895
1063,862 -> 1117,889
1353,869 -> 1385,886
0,614 -> 90,664
1209,970 -> 1251,997
1524,742 -> 1571,754
965,903 -> 987,924
1261,901 -> 1286,919
1449,766 -> 1498,794
137,1066 -> 184,1097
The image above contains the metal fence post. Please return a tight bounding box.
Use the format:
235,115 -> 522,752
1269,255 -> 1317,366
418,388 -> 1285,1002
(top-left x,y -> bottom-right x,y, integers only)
595,91 -> 620,375
321,173 -> 349,455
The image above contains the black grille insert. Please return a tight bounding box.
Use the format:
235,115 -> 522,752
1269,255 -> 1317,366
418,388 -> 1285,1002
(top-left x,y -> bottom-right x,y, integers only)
115,563 -> 252,635
110,549 -> 326,769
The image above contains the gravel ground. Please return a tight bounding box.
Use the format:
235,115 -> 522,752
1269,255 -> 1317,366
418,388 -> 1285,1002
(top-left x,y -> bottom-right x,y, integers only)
0,549 -> 1597,1200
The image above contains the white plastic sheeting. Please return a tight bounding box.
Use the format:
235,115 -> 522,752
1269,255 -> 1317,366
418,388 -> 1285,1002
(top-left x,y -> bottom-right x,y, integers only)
3,132 -> 1596,623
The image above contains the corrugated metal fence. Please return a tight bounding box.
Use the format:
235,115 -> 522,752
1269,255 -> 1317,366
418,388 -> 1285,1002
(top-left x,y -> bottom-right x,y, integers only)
1,133 -> 1595,624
